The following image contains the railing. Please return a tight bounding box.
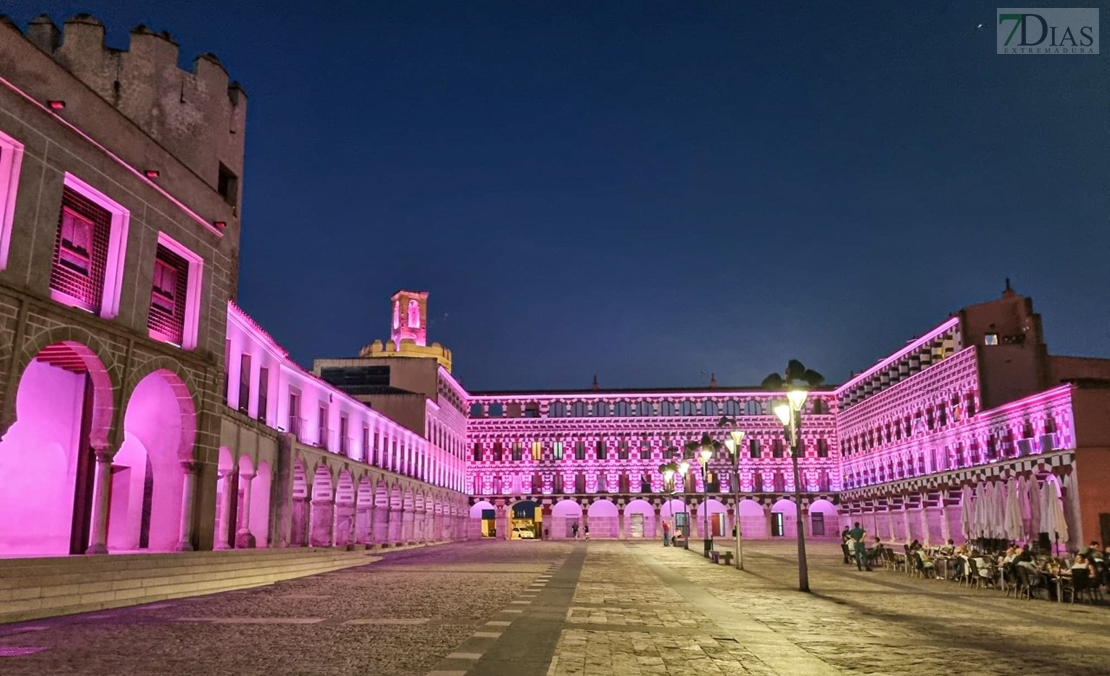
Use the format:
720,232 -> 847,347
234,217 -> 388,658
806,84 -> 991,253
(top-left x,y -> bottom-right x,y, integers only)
340,436 -> 353,457
290,418 -> 309,444
318,428 -> 334,451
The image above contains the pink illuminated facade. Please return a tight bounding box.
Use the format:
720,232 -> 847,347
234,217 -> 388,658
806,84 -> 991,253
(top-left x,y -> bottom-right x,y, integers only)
219,302 -> 468,550
465,389 -> 841,542
2,16 -> 1108,565
0,15 -> 244,557
834,287 -> 1110,550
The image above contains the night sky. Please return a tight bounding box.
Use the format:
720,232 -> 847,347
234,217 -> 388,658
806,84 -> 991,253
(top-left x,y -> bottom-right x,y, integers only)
10,2 -> 1109,391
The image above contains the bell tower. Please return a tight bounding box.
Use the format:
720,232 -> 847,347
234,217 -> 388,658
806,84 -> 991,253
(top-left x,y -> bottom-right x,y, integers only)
357,289 -> 451,371
391,289 -> 428,349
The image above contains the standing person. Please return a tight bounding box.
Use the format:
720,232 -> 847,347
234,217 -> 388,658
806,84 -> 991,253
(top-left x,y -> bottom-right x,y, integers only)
849,522 -> 870,571
572,522 -> 579,540
662,520 -> 671,547
584,525 -> 590,541
841,527 -> 852,564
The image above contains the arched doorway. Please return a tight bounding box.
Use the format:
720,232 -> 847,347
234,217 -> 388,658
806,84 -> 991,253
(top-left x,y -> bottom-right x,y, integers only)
624,499 -> 655,539
586,499 -> 618,539
0,341 -> 113,556
551,500 -> 583,539
290,458 -> 309,547
509,500 -> 540,539
771,498 -> 798,538
469,500 -> 495,538
808,499 -> 839,538
737,499 -> 765,539
111,369 -> 195,553
310,464 -> 334,546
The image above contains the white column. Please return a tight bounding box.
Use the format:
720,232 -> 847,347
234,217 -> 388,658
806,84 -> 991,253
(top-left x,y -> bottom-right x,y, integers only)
85,448 -> 114,555
236,473 -> 256,548
215,469 -> 233,550
175,460 -> 200,551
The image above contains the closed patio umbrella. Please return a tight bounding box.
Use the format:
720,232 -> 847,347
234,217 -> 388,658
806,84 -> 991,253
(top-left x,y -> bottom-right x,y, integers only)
1039,477 -> 1068,555
1004,478 -> 1024,542
1026,475 -> 1042,543
959,485 -> 974,541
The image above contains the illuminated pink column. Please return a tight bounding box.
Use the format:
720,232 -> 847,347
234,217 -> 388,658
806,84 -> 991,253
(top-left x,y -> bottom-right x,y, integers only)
618,507 -> 626,540
235,473 -> 256,549
85,448 -> 114,555
940,500 -> 951,543
175,460 -> 200,551
215,469 -> 233,550
373,504 -> 389,545
388,505 -> 403,544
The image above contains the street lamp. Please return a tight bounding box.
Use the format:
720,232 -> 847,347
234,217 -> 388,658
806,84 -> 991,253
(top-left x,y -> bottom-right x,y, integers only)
696,444 -> 714,557
773,386 -> 810,592
718,416 -> 746,571
659,463 -> 676,547
678,459 -> 690,549
659,458 -> 690,549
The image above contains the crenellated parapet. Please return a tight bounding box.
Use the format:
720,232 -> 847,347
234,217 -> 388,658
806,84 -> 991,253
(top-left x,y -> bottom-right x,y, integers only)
360,338 -> 453,371
14,14 -> 246,198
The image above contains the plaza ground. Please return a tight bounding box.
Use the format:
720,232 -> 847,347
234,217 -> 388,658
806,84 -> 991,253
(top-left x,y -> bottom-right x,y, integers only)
0,541 -> 1108,675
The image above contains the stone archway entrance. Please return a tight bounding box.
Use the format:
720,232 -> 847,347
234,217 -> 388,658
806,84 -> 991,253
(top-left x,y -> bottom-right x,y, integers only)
509,500 -> 540,539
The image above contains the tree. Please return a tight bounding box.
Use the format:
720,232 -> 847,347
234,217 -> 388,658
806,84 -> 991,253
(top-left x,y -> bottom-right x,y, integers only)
761,359 -> 825,390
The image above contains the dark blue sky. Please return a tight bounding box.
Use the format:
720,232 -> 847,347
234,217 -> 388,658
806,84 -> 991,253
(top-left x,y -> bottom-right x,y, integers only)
12,2 -> 1109,390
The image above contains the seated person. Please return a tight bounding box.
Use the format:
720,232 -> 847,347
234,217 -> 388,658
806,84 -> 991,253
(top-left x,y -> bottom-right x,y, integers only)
917,549 -> 937,577
939,539 -> 956,556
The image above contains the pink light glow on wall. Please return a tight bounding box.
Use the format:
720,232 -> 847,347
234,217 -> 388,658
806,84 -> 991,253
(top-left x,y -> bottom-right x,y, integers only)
0,358 -> 85,555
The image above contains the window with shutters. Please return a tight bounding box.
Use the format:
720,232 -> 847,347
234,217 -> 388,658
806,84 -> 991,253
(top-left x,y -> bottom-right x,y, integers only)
0,131 -> 25,271
149,233 -> 203,349
148,245 -> 189,345
49,175 -> 128,318
51,198 -> 108,312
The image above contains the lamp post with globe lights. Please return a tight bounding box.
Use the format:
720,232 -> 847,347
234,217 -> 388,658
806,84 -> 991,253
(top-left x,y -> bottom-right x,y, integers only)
717,416 -> 746,571
774,388 -> 810,593
685,433 -> 721,558
659,457 -> 691,549
763,360 -> 824,593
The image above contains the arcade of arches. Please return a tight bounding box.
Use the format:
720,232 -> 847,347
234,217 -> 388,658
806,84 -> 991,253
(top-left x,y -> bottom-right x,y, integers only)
468,497 -> 843,541
0,341 -> 199,557
0,340 -> 468,558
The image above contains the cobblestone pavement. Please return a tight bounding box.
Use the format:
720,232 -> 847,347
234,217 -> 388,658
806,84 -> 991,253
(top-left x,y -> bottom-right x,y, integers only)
0,542 -> 570,676
549,541 -> 1110,676
2,540 -> 1109,675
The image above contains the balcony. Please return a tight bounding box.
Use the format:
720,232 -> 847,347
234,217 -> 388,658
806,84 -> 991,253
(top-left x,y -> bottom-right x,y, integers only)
340,436 -> 353,457
289,418 -> 309,444
318,428 -> 334,451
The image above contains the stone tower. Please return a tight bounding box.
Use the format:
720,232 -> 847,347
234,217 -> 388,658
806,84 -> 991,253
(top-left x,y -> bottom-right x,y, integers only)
357,290 -> 452,371
391,289 -> 428,349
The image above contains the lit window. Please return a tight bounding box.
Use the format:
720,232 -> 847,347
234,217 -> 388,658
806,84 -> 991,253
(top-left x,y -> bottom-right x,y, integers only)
49,174 -> 129,318
148,233 -> 203,350
51,191 -> 112,312
984,333 -> 998,346
0,131 -> 25,270
147,245 -> 188,345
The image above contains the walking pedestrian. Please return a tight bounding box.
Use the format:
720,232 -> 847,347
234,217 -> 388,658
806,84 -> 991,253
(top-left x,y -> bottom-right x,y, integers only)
841,527 -> 852,564
572,522 -> 579,539
584,525 -> 590,541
